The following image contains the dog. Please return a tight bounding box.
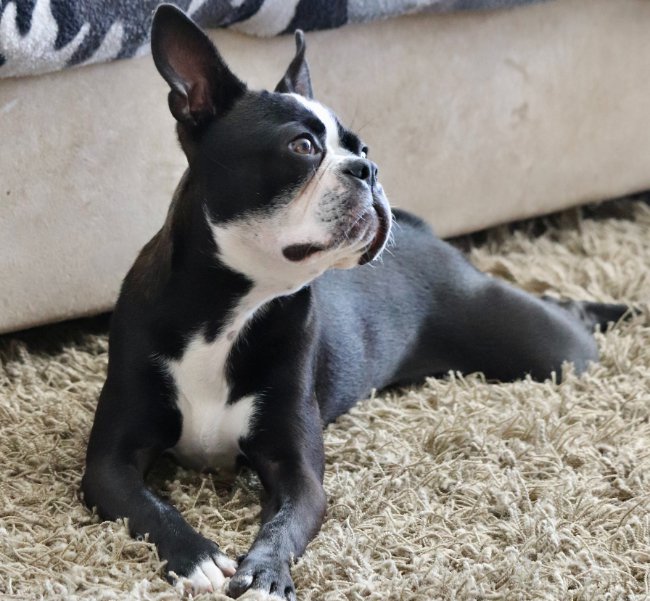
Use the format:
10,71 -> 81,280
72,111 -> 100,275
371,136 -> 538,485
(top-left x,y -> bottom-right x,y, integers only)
81,5 -> 628,599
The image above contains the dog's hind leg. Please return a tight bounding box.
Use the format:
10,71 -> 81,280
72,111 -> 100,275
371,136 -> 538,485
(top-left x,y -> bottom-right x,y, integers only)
430,278 -> 610,383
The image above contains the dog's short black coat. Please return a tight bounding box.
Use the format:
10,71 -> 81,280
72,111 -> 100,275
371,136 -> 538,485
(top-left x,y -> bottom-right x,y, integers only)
82,5 -> 629,600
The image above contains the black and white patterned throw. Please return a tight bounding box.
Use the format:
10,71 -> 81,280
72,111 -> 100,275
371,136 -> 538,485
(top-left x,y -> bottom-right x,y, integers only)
0,0 -> 547,79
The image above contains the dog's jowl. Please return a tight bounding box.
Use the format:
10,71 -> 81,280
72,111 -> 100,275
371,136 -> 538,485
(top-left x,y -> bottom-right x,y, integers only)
81,5 -> 628,599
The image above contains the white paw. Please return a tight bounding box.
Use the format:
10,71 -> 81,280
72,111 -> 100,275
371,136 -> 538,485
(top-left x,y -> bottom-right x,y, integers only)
174,554 -> 238,595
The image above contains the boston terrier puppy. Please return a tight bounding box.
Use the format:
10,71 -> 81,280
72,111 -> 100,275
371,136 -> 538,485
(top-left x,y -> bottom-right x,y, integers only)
82,5 -> 628,599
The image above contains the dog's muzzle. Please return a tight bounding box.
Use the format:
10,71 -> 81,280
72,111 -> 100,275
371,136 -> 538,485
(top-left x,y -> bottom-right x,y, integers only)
340,158 -> 391,265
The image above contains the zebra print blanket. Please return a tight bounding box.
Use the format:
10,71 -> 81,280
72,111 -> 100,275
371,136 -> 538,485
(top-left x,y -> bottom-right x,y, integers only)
0,0 -> 546,79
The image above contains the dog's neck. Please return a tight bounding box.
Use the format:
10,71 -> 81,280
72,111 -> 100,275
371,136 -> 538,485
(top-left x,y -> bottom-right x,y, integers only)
135,170 -> 314,330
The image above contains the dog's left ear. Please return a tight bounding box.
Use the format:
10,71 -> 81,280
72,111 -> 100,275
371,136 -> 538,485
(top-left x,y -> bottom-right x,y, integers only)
275,30 -> 313,99
151,4 -> 246,127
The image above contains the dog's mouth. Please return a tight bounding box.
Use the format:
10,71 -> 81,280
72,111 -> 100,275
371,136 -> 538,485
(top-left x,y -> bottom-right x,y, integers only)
358,197 -> 391,265
282,197 -> 391,265
282,242 -> 327,262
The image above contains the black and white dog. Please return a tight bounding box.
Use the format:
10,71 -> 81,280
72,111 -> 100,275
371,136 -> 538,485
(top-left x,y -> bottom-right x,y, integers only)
82,5 -> 627,599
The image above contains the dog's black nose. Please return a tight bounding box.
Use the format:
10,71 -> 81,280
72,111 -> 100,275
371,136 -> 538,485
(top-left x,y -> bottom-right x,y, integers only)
344,159 -> 377,185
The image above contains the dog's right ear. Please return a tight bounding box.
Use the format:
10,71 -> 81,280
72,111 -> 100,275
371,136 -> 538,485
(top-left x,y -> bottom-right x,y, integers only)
275,30 -> 313,99
151,4 -> 245,127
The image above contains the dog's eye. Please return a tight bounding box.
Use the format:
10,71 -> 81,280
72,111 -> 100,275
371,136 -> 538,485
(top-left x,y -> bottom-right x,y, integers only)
361,146 -> 369,159
289,137 -> 317,155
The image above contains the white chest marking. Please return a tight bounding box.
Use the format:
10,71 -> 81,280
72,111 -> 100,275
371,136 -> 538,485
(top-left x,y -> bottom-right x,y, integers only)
166,294 -> 265,470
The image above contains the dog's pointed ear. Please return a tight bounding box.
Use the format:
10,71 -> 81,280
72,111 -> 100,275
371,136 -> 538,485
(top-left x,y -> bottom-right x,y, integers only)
274,30 -> 313,99
151,4 -> 245,127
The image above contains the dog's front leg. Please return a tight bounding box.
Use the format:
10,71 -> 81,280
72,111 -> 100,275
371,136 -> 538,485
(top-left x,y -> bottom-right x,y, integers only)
82,384 -> 237,593
83,455 -> 236,590
229,425 -> 327,600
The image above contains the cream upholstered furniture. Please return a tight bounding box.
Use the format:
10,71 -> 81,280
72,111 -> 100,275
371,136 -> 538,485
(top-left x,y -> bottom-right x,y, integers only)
1,0 -> 649,334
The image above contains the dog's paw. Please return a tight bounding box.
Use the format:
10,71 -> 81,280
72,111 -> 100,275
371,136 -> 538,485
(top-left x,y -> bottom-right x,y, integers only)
226,554 -> 295,601
167,539 -> 237,595
182,554 -> 237,594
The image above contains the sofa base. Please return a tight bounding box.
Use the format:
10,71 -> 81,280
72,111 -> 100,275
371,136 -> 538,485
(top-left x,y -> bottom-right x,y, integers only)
1,0 -> 649,333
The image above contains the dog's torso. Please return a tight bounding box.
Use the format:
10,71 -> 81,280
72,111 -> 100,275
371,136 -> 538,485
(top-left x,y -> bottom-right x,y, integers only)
119,206 -> 608,475
121,210 -> 495,473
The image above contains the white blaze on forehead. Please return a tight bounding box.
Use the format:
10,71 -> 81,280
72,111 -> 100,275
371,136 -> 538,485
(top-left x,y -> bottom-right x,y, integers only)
288,93 -> 342,152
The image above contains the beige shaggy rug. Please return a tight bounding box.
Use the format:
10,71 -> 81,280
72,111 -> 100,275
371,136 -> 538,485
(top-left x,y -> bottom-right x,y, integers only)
1,197 -> 649,601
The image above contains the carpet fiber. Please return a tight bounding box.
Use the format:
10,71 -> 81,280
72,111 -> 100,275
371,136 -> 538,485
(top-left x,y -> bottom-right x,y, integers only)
1,197 -> 649,601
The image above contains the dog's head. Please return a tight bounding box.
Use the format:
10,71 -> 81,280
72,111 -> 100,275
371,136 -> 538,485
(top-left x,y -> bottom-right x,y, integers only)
151,5 -> 391,292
